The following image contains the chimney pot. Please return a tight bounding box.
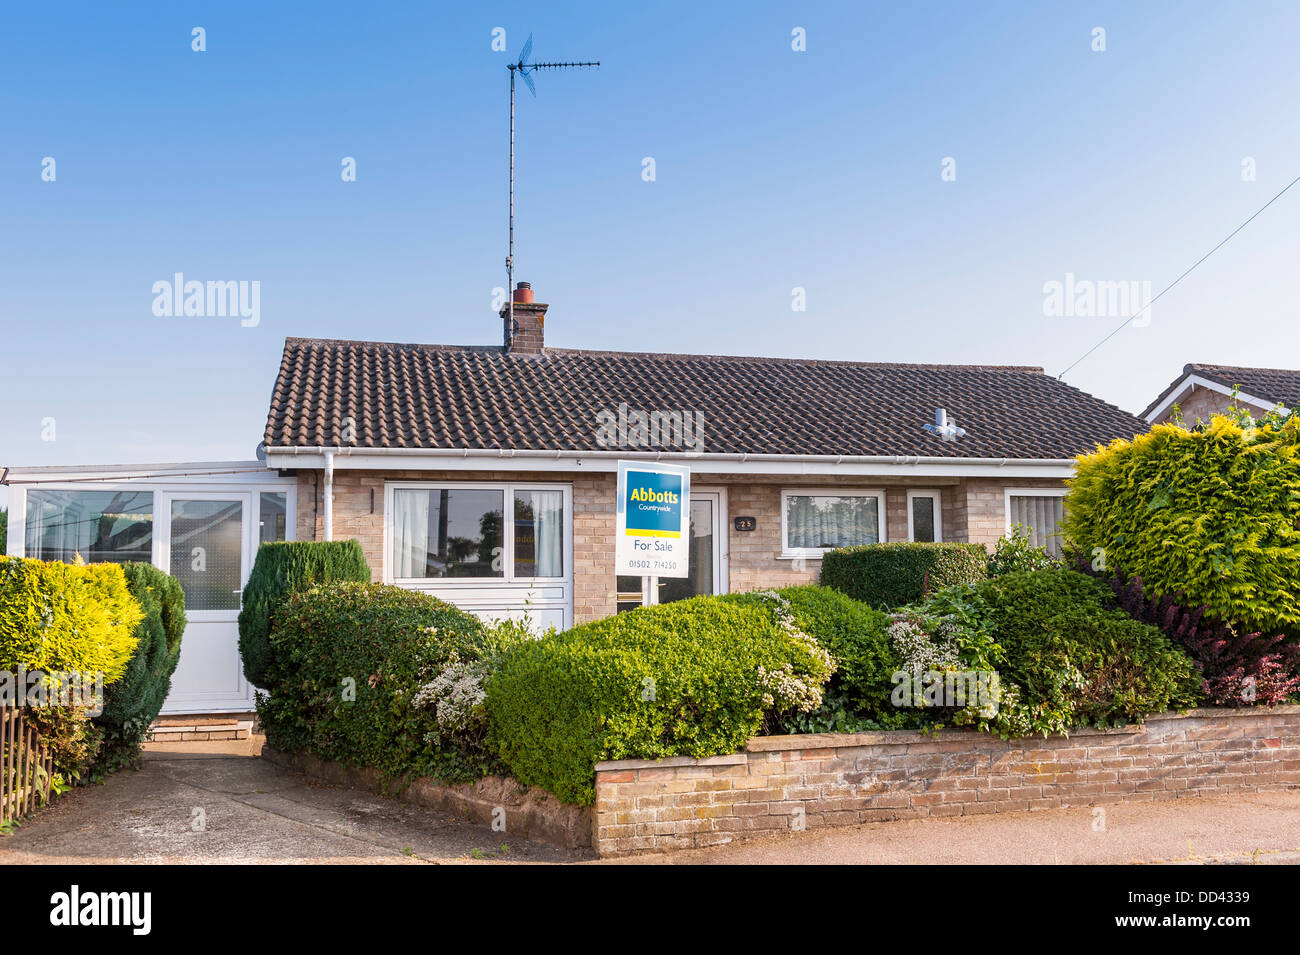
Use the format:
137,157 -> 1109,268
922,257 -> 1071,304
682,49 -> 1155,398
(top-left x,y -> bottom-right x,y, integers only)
502,281 -> 547,355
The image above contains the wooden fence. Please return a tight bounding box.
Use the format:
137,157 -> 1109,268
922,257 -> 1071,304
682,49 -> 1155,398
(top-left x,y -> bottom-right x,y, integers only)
1,705 -> 53,827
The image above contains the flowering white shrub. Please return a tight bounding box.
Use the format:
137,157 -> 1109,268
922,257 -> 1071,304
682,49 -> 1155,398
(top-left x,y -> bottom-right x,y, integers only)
887,616 -> 960,675
751,590 -> 835,713
412,651 -> 490,748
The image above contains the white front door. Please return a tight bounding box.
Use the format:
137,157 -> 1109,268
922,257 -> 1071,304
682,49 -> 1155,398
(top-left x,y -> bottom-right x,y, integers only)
157,492 -> 256,714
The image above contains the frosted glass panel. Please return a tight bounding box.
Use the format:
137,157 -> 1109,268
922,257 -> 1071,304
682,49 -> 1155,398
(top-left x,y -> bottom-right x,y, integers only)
911,496 -> 936,543
170,499 -> 244,611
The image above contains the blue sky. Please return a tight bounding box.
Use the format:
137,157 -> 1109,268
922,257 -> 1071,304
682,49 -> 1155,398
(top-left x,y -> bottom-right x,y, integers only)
4,1 -> 1300,511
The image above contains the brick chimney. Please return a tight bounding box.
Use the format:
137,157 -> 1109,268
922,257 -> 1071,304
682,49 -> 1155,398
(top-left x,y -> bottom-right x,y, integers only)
502,282 -> 548,355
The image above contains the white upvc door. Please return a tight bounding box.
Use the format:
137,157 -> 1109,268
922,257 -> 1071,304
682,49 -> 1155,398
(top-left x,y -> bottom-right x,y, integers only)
156,491 -> 256,714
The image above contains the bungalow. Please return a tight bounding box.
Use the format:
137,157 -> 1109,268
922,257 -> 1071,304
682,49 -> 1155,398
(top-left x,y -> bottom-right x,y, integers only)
2,284 -> 1147,713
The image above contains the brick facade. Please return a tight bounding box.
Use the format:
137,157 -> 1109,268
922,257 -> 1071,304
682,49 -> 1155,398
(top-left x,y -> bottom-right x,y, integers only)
592,706 -> 1300,857
295,467 -> 1069,624
1149,382 -> 1270,426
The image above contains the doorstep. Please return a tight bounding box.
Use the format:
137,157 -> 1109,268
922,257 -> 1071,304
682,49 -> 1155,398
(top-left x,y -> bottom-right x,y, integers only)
147,713 -> 257,743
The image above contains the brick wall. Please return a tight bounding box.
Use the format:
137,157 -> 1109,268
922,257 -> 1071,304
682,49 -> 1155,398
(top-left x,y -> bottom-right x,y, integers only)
592,706 -> 1300,857
1151,383 -> 1269,426
292,468 -> 1068,623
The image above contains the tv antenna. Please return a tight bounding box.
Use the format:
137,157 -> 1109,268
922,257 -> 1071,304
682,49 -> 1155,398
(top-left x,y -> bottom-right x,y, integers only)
505,33 -> 599,344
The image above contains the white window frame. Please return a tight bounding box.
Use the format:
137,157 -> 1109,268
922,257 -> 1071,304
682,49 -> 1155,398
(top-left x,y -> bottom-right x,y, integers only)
12,480 -> 297,565
1004,487 -> 1067,546
779,487 -> 887,559
383,480 -> 573,587
906,489 -> 942,543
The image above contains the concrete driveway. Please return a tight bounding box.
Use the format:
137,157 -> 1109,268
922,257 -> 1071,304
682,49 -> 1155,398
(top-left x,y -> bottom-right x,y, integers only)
3,740 -> 1297,864
0,738 -> 589,865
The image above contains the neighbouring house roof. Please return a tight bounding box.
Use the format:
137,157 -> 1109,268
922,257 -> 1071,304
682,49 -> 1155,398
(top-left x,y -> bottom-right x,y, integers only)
1141,363 -> 1300,421
262,337 -> 1146,461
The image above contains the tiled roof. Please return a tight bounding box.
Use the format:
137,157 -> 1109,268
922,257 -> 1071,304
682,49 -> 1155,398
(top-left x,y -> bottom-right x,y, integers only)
1142,363 -> 1300,418
263,338 -> 1147,459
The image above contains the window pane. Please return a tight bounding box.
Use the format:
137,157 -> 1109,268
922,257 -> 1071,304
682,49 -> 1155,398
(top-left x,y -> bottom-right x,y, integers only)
1010,495 -> 1064,556
391,488 -> 504,578
785,494 -> 879,549
513,490 -> 564,578
911,496 -> 935,543
259,492 -> 288,545
170,499 -> 243,611
25,490 -> 153,564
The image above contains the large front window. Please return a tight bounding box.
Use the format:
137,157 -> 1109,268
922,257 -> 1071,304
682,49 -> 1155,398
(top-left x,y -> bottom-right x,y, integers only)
389,484 -> 566,580
24,489 -> 154,564
781,489 -> 884,557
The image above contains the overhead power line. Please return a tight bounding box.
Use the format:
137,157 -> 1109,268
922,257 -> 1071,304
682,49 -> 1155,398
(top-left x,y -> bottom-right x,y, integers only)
1058,174 -> 1300,380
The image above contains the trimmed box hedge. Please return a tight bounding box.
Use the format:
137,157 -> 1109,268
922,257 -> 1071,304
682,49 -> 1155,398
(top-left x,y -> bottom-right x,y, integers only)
820,542 -> 988,609
238,539 -> 371,689
486,594 -> 834,805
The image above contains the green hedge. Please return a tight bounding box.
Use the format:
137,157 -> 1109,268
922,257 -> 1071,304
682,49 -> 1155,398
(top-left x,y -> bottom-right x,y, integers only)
0,556 -> 144,783
257,582 -> 513,783
967,569 -> 1202,733
93,563 -> 187,773
820,542 -> 988,609
486,594 -> 834,805
238,540 -> 371,689
0,556 -> 142,682
1063,417 -> 1300,637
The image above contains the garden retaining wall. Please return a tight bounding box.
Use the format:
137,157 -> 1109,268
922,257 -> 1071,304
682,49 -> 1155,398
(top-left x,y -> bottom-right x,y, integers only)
593,706 -> 1300,857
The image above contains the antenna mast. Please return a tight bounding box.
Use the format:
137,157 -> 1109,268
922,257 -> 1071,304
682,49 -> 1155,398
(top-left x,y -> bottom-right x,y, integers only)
506,34 -> 599,344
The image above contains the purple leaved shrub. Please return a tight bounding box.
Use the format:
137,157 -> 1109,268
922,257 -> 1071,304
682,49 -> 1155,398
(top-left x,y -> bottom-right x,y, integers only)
1078,556 -> 1300,706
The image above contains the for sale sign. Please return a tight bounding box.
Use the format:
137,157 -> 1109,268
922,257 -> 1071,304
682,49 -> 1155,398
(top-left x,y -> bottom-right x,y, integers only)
616,461 -> 691,578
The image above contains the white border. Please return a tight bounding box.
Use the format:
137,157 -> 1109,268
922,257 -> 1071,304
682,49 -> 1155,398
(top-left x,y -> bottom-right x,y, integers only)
262,447 -> 1077,479
779,487 -> 887,559
906,489 -> 942,542
382,480 -> 573,587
